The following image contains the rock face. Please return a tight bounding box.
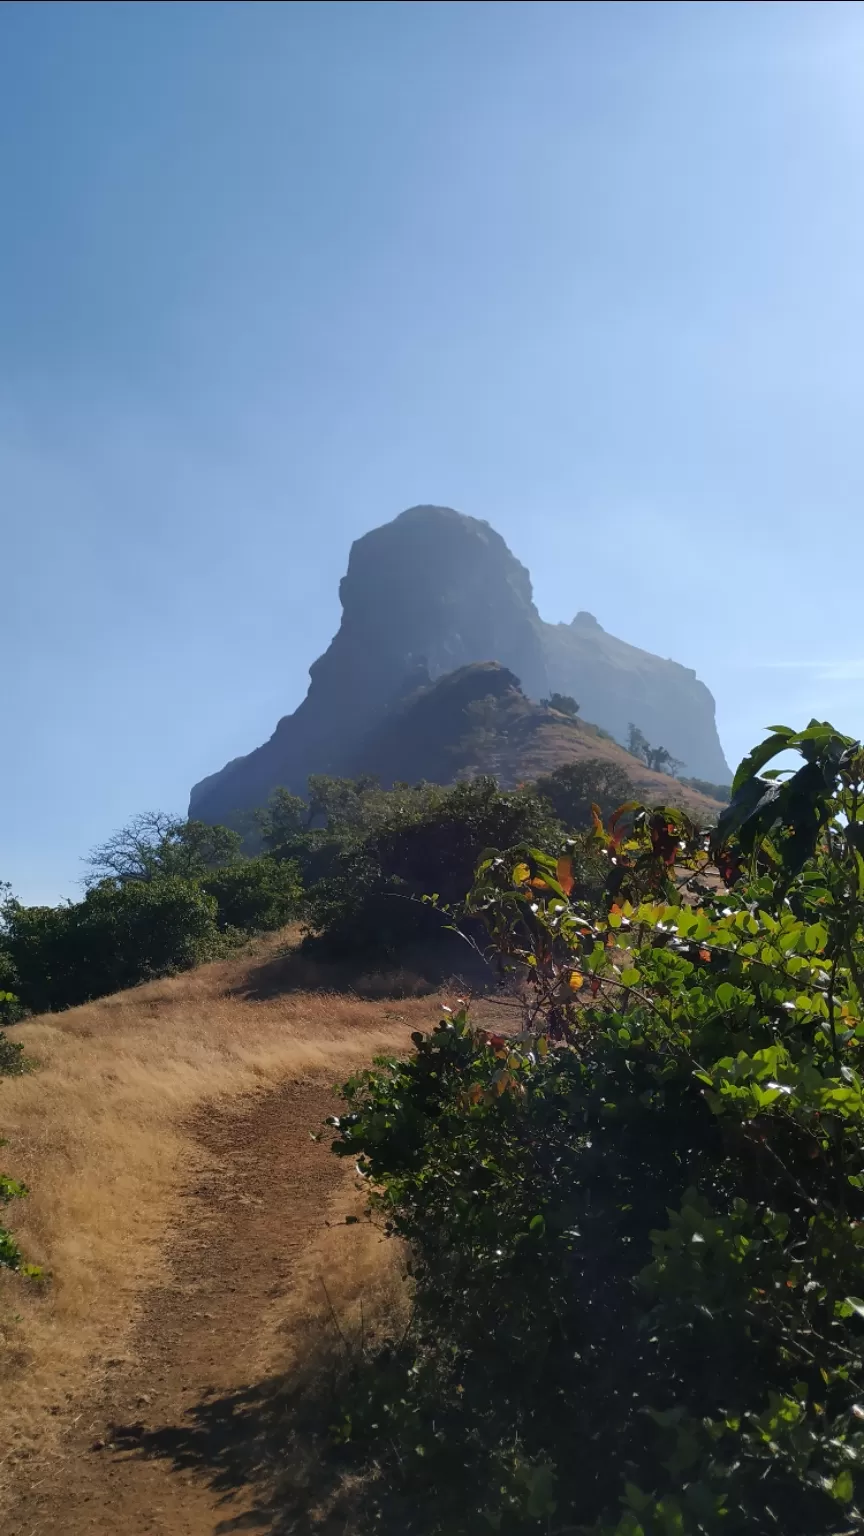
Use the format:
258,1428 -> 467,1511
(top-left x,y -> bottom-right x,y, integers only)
189,505 -> 730,824
543,612 -> 730,784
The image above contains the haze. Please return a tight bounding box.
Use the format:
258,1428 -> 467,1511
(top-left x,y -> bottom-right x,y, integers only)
4,0 -> 863,903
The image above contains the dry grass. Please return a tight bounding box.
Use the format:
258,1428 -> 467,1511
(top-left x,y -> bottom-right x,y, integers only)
0,928 -> 433,1475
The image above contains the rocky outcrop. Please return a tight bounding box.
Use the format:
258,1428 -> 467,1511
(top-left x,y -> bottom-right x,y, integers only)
189,505 -> 730,824
542,611 -> 731,784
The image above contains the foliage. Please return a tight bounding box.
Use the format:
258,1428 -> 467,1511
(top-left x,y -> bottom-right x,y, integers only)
330,720 -> 864,1534
258,777 -> 442,887
256,788 -> 310,850
305,777 -> 561,959
541,692 -> 580,717
534,757 -> 635,830
0,965 -> 23,1024
0,984 -> 30,1274
0,1168 -> 27,1271
628,721 -> 685,777
85,812 -> 241,887
1,877 -> 220,1014
0,1022 -> 26,1075
3,807 -> 304,1014
201,856 -> 302,935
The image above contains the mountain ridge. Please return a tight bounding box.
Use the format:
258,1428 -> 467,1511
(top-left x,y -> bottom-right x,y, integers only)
190,505 -> 730,823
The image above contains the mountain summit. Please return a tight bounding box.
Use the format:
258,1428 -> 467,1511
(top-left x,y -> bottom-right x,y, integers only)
189,505 -> 729,823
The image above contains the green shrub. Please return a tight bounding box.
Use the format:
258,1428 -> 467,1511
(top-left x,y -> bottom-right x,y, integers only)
0,1171 -> 27,1271
0,984 -> 28,1273
305,777 -> 560,958
202,856 -> 302,934
2,877 -> 220,1013
330,722 -> 864,1534
534,756 -> 635,830
540,691 -> 579,716
0,1024 -> 25,1076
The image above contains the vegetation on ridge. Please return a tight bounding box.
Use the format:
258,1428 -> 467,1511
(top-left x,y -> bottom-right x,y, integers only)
327,720 -> 864,1533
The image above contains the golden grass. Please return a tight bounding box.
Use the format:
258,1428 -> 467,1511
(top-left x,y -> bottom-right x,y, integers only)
0,928 -> 430,1477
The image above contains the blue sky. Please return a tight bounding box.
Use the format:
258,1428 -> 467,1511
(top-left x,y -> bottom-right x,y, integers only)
4,0 -> 864,904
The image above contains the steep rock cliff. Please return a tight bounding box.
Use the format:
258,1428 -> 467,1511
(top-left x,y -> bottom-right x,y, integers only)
189,505 -> 729,823
542,611 -> 730,784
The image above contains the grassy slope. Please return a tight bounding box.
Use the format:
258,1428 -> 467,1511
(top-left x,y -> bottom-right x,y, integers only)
0,929 -> 432,1477
495,711 -> 723,819
356,663 -> 725,821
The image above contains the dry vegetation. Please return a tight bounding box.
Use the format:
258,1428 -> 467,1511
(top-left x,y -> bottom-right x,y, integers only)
0,926 -> 435,1487
494,715 -> 724,819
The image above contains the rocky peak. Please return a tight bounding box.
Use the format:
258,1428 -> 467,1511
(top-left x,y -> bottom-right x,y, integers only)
189,504 -> 731,825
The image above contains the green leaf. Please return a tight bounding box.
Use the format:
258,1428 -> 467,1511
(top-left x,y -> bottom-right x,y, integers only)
731,729 -> 794,794
529,1214 -> 546,1235
831,1468 -> 854,1503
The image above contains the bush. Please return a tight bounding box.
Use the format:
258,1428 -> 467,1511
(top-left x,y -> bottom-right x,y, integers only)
330,722 -> 864,1534
541,692 -> 579,716
534,757 -> 635,830
0,986 -> 28,1273
202,856 -> 302,935
2,877 -> 220,1013
0,1024 -> 25,1076
305,777 -> 561,958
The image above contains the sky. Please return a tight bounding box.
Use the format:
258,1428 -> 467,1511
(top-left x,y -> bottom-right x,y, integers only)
3,0 -> 864,904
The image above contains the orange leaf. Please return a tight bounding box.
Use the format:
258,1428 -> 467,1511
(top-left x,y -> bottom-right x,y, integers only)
556,856 -> 574,895
569,972 -> 584,991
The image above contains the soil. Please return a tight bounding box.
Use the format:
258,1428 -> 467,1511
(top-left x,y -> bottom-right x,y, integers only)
5,1076 -> 352,1536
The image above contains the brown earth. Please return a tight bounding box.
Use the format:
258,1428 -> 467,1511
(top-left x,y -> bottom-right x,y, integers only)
4,1077 -> 382,1535
0,931 -> 490,1534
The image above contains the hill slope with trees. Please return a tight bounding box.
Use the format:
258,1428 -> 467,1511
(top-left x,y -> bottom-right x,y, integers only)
190,506 -> 730,825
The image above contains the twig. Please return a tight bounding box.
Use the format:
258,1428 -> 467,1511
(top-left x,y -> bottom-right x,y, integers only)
318,1274 -> 353,1359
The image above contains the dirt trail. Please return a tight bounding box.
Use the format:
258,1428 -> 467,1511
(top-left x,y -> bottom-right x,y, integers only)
5,1075 -> 364,1536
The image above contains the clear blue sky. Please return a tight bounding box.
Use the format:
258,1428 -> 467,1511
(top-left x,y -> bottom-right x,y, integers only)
4,0 -> 864,904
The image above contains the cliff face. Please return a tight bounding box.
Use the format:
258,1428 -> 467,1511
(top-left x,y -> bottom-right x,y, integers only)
542,611 -> 731,784
189,505 -> 730,824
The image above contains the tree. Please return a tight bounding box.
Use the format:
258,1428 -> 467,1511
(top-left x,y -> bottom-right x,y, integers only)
541,692 -> 580,717
255,788 -> 309,851
202,858 -> 302,934
1,878 -> 220,1014
627,722 -> 684,777
534,758 -> 635,829
305,776 -> 560,958
85,813 -> 240,887
627,721 -> 651,762
645,743 -> 684,775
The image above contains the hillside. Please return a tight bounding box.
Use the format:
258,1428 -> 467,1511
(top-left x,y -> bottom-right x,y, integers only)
190,506 -> 730,825
0,930 -> 448,1533
352,661 -> 725,819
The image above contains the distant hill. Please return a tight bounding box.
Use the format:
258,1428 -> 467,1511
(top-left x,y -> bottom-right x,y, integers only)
190,505 -> 730,823
352,661 -> 725,820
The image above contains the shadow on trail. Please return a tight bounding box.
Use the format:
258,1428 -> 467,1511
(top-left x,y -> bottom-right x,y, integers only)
110,1356 -> 404,1536
233,931 -> 494,1004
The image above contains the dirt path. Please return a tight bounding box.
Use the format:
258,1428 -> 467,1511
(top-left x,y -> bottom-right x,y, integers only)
6,1075 -> 362,1536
